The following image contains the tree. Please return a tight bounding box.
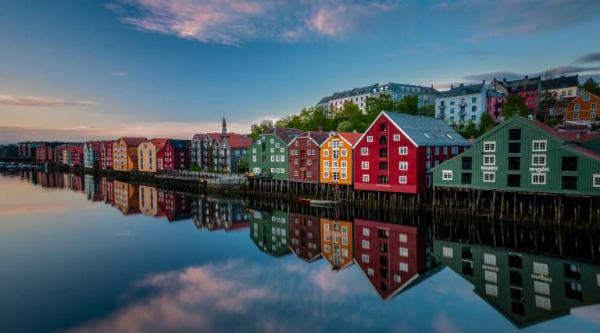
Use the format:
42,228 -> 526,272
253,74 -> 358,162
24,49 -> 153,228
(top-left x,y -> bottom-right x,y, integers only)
582,78 -> 600,97
460,120 -> 478,139
502,95 -> 529,119
398,95 -> 419,115
478,113 -> 497,136
237,156 -> 249,174
418,104 -> 435,117
539,70 -> 557,123
250,119 -> 274,139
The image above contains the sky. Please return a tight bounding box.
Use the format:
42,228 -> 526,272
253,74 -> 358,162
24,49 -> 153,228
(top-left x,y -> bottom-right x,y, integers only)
1,0 -> 600,143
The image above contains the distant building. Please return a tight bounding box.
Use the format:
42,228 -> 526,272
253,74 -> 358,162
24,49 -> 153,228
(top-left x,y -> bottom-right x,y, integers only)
66,145 -> 84,167
435,82 -> 487,125
113,137 -> 148,172
158,139 -> 191,171
541,74 -> 579,100
83,141 -> 102,169
565,91 -> 600,123
99,141 -> 115,170
486,89 -> 506,122
317,82 -> 438,113
491,76 -> 541,115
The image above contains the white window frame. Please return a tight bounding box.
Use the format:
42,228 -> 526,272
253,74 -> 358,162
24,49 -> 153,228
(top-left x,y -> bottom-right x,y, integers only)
532,140 -> 547,152
483,155 -> 496,166
532,154 -> 546,166
361,147 -> 368,155
393,134 -> 401,141
362,174 -> 369,182
483,141 -> 496,152
399,147 -> 408,155
323,149 -> 329,157
399,176 -> 407,184
594,174 -> 600,188
442,170 -> 453,181
442,247 -> 453,258
483,171 -> 495,183
361,161 -> 369,170
532,173 -> 546,185
399,162 -> 408,170
341,149 -> 347,157
367,136 -> 373,143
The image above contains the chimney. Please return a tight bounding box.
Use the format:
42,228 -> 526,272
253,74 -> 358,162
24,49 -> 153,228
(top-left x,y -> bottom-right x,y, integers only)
482,80 -> 486,85
525,75 -> 528,79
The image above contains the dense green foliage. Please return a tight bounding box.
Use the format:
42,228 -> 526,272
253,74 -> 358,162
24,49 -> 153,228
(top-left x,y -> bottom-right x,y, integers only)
502,95 -> 529,119
581,78 -> 600,97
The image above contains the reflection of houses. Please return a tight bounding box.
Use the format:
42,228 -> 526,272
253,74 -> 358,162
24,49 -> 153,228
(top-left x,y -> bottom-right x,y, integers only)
84,175 -> 102,202
355,220 -> 440,300
158,190 -> 192,222
435,240 -> 600,329
192,197 -> 250,231
139,185 -> 162,217
289,213 -> 321,262
250,210 -> 291,257
101,178 -> 115,206
114,181 -> 140,215
65,174 -> 84,192
320,218 -> 353,270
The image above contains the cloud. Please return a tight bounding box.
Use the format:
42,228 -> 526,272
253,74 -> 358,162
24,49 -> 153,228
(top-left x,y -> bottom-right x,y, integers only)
107,0 -> 400,45
545,66 -> 600,75
434,0 -> 600,42
574,52 -> 600,64
109,72 -> 128,76
431,312 -> 461,333
0,95 -> 96,107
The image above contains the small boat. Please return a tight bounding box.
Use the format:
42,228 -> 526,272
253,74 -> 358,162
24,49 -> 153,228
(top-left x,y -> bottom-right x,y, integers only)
296,197 -> 311,204
309,199 -> 342,206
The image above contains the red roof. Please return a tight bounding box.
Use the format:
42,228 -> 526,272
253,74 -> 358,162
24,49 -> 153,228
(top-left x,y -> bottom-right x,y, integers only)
567,145 -> 600,160
225,135 -> 252,148
530,120 -> 600,142
121,137 -> 148,147
207,133 -> 223,141
338,132 -> 362,146
149,138 -> 168,149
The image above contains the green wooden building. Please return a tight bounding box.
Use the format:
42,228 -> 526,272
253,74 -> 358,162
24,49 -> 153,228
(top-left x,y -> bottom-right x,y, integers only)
434,240 -> 600,329
249,128 -> 302,180
433,116 -> 600,196
250,209 -> 291,257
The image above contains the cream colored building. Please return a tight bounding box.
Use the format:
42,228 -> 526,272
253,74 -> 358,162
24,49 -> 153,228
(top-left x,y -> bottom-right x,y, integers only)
138,139 -> 167,173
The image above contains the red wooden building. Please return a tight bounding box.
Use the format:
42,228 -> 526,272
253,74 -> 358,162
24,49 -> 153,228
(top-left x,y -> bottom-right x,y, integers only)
353,112 -> 469,194
354,219 -> 440,300
158,139 -> 191,171
492,76 -> 541,115
289,213 -> 321,262
99,141 -> 114,169
35,142 -> 62,163
159,191 -> 192,222
288,131 -> 329,183
68,145 -> 84,167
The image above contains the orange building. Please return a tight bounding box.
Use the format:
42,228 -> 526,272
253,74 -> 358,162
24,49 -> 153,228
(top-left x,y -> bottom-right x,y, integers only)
319,132 -> 361,185
320,218 -> 354,270
113,137 -> 148,172
114,181 -> 140,215
565,91 -> 600,123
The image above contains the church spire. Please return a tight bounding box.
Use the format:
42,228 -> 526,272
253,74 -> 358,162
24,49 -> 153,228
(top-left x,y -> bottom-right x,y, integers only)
222,117 -> 227,135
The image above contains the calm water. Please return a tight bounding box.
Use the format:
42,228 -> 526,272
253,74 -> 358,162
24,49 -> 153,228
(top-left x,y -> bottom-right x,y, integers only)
1,171 -> 599,333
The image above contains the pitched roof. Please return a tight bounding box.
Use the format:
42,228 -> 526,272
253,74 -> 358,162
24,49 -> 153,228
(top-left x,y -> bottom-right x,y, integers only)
383,112 -> 471,147
149,138 -> 168,149
121,137 -> 148,147
383,82 -> 438,95
496,76 -> 540,93
317,83 -> 379,104
542,75 -> 578,90
224,135 -> 252,148
297,131 -> 330,146
438,83 -> 484,97
207,133 -> 223,141
263,127 -> 303,144
486,89 -> 505,98
337,132 -> 362,146
529,119 -> 600,142
168,139 -> 190,150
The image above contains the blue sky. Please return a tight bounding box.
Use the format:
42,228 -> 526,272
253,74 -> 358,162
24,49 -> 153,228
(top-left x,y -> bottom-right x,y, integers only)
1,0 -> 600,143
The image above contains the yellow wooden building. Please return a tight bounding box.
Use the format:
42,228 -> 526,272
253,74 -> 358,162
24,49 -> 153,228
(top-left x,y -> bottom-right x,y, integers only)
113,137 -> 147,172
319,132 -> 361,185
138,138 -> 167,173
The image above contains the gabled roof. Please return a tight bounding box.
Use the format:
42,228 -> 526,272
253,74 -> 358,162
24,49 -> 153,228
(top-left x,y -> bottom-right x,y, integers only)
529,119 -> 600,143
167,139 -> 190,150
383,82 -> 439,95
291,131 -> 330,146
224,135 -> 252,149
542,75 -> 578,90
263,127 -> 303,144
379,112 -> 470,147
317,83 -> 379,104
121,137 -> 148,147
337,132 -> 362,146
486,89 -> 505,98
146,138 -> 168,149
207,133 -> 223,141
496,76 -> 540,93
438,83 -> 484,97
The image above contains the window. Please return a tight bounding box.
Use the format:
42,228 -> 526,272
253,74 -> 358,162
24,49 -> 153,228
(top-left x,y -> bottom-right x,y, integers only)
368,268 -> 374,276
532,154 -> 546,166
362,174 -> 369,182
341,172 -> 347,179
399,162 -> 408,170
509,142 -> 521,154
484,253 -> 497,266
399,247 -> 408,257
574,104 -> 580,111
486,284 -> 498,297
399,233 -> 407,243
341,161 -> 347,168
532,173 -> 546,185
294,171 -> 299,176
508,174 -> 521,187
594,175 -> 600,187
393,134 -> 400,141
483,141 -> 496,152
362,161 -> 369,170
483,171 -> 495,183
361,147 -> 368,155
362,240 -> 370,249
323,161 -> 329,168
399,263 -> 408,272
533,262 -> 549,275
378,175 -> 389,184
509,128 -> 521,141
584,94 -> 590,101
562,156 -> 578,171
399,147 -> 408,155
593,103 -> 598,111
485,271 -> 498,283
380,123 -> 386,131
307,172 -> 312,178
442,247 -> 454,258
399,176 -> 407,184
307,160 -> 312,166
323,171 -> 329,179
341,149 -> 347,157
367,136 -> 373,142
435,147 -> 440,155
534,281 -> 550,295
532,140 -> 547,152
379,161 -> 387,170
362,227 -> 370,236
362,254 -> 369,263
562,176 -> 578,190
442,170 -> 453,180
535,296 -> 551,310
323,149 -> 329,157
574,112 -> 580,119
483,155 -> 496,165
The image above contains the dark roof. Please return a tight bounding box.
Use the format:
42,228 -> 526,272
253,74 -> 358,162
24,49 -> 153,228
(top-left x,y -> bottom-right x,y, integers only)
296,131 -> 330,145
542,75 -> 579,90
121,137 -> 148,147
438,83 -> 484,97
529,119 -> 600,143
384,82 -> 438,94
168,139 -> 190,150
486,89 -> 505,98
496,76 -> 540,93
264,128 -> 303,144
317,83 -> 378,105
383,112 -> 471,147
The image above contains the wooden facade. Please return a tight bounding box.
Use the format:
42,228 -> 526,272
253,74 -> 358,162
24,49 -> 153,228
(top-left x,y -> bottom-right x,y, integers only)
320,132 -> 361,186
288,131 -> 329,183
320,218 -> 353,270
138,139 -> 167,173
354,112 -> 469,194
433,116 -> 600,196
249,128 -> 302,180
289,213 -> 322,262
158,139 -> 191,171
565,91 -> 600,123
113,137 -> 147,172
99,141 -> 114,169
250,210 -> 291,257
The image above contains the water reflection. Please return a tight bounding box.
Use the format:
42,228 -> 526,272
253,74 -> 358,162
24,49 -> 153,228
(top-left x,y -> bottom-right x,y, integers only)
4,170 -> 600,332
